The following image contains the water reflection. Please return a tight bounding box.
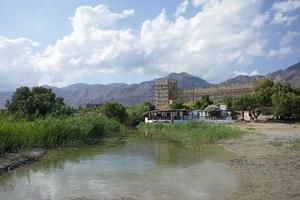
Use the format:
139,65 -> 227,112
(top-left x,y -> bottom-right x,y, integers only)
0,132 -> 237,200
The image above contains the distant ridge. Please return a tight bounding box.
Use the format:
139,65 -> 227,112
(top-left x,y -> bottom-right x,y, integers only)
220,75 -> 264,86
268,62 -> 300,88
0,61 -> 299,108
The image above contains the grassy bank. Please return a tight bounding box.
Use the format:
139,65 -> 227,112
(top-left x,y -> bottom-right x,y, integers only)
138,122 -> 242,146
0,115 -> 124,154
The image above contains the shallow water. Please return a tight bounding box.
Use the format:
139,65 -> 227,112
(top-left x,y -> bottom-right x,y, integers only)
0,132 -> 237,200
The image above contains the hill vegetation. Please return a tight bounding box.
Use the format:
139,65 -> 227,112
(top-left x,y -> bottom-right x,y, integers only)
0,61 -> 299,108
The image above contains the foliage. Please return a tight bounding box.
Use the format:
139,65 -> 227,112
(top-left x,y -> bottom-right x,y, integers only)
233,80 -> 300,121
126,102 -> 155,126
272,91 -> 300,120
169,100 -> 186,109
99,102 -> 128,123
194,95 -> 213,110
138,121 -> 242,145
0,115 -> 123,154
6,87 -> 73,119
218,96 -> 233,109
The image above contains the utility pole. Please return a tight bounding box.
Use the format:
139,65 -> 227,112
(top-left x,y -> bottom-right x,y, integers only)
192,83 -> 195,109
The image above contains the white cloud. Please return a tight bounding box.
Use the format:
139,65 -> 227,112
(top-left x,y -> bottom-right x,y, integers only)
233,69 -> 259,77
272,0 -> 300,13
192,0 -> 210,7
0,1 -> 278,90
280,31 -> 299,46
175,0 -> 189,17
252,12 -> 270,28
272,11 -> 297,26
140,0 -> 265,81
268,47 -> 293,59
0,36 -> 40,91
33,5 -> 139,87
271,0 -> 300,26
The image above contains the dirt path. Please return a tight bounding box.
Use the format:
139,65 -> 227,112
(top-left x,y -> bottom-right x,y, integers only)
220,122 -> 300,200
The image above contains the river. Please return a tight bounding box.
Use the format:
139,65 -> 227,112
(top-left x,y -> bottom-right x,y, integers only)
0,132 -> 237,200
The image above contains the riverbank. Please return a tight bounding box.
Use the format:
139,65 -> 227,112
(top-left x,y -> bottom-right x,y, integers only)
0,148 -> 46,175
220,122 -> 300,200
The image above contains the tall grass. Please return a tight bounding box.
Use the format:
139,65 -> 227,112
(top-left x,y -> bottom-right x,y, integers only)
138,121 -> 242,146
0,115 -> 124,154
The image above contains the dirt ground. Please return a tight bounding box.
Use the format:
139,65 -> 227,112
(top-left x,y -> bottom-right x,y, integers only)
219,122 -> 300,200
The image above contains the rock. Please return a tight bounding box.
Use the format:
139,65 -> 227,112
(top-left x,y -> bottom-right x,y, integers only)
0,148 -> 46,176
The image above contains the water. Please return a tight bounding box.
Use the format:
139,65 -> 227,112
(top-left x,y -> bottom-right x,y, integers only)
0,132 -> 237,200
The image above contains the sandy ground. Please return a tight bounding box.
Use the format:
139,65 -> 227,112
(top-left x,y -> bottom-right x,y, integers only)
219,122 -> 300,200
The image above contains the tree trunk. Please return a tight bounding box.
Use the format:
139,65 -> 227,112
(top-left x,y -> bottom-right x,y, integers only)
241,110 -> 245,121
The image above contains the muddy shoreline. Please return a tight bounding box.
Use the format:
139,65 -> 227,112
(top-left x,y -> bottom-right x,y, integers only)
220,122 -> 300,200
0,149 -> 46,176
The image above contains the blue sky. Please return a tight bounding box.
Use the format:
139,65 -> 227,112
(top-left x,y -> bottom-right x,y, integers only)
0,0 -> 299,91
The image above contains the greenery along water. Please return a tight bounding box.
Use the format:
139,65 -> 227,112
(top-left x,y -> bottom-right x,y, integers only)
0,132 -> 237,200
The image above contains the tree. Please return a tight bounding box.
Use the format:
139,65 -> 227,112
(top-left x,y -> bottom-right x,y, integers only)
6,86 -> 71,119
100,102 -> 128,123
272,91 -> 299,120
218,96 -> 233,109
127,102 -> 156,126
254,79 -> 274,114
233,94 -> 249,121
142,102 -> 156,111
169,100 -> 186,109
194,95 -> 213,110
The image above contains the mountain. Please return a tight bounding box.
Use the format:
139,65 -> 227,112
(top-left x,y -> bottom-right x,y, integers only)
220,75 -> 264,86
0,73 -> 209,108
268,62 -> 300,88
0,62 -> 299,108
162,72 -> 211,88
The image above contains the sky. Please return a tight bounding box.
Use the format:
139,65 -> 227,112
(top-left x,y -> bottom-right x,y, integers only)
0,0 -> 300,91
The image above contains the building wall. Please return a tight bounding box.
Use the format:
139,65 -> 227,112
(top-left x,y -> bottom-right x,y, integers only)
155,80 -> 178,109
155,78 -> 265,109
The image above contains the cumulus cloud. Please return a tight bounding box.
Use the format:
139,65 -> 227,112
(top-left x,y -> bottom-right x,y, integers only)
175,0 -> 189,17
268,47 -> 293,59
0,36 -> 40,91
140,0 -> 265,81
280,31 -> 299,46
2,0 -> 296,90
33,4 -> 139,86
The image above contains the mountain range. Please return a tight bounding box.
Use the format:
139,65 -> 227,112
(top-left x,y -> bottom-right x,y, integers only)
0,62 -> 299,108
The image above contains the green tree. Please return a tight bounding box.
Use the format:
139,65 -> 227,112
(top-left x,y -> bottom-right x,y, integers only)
218,96 -> 233,109
194,95 -> 213,110
272,91 -> 299,120
169,100 -> 186,109
100,102 -> 128,123
6,86 -> 71,119
254,79 -> 274,114
127,102 -> 156,126
233,94 -> 249,121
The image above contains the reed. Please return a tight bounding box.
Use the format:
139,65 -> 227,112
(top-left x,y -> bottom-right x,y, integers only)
0,115 -> 124,154
138,121 -> 242,146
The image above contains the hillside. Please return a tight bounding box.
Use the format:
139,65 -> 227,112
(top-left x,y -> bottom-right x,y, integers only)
268,62 -> 300,88
220,75 -> 264,86
0,62 -> 299,108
